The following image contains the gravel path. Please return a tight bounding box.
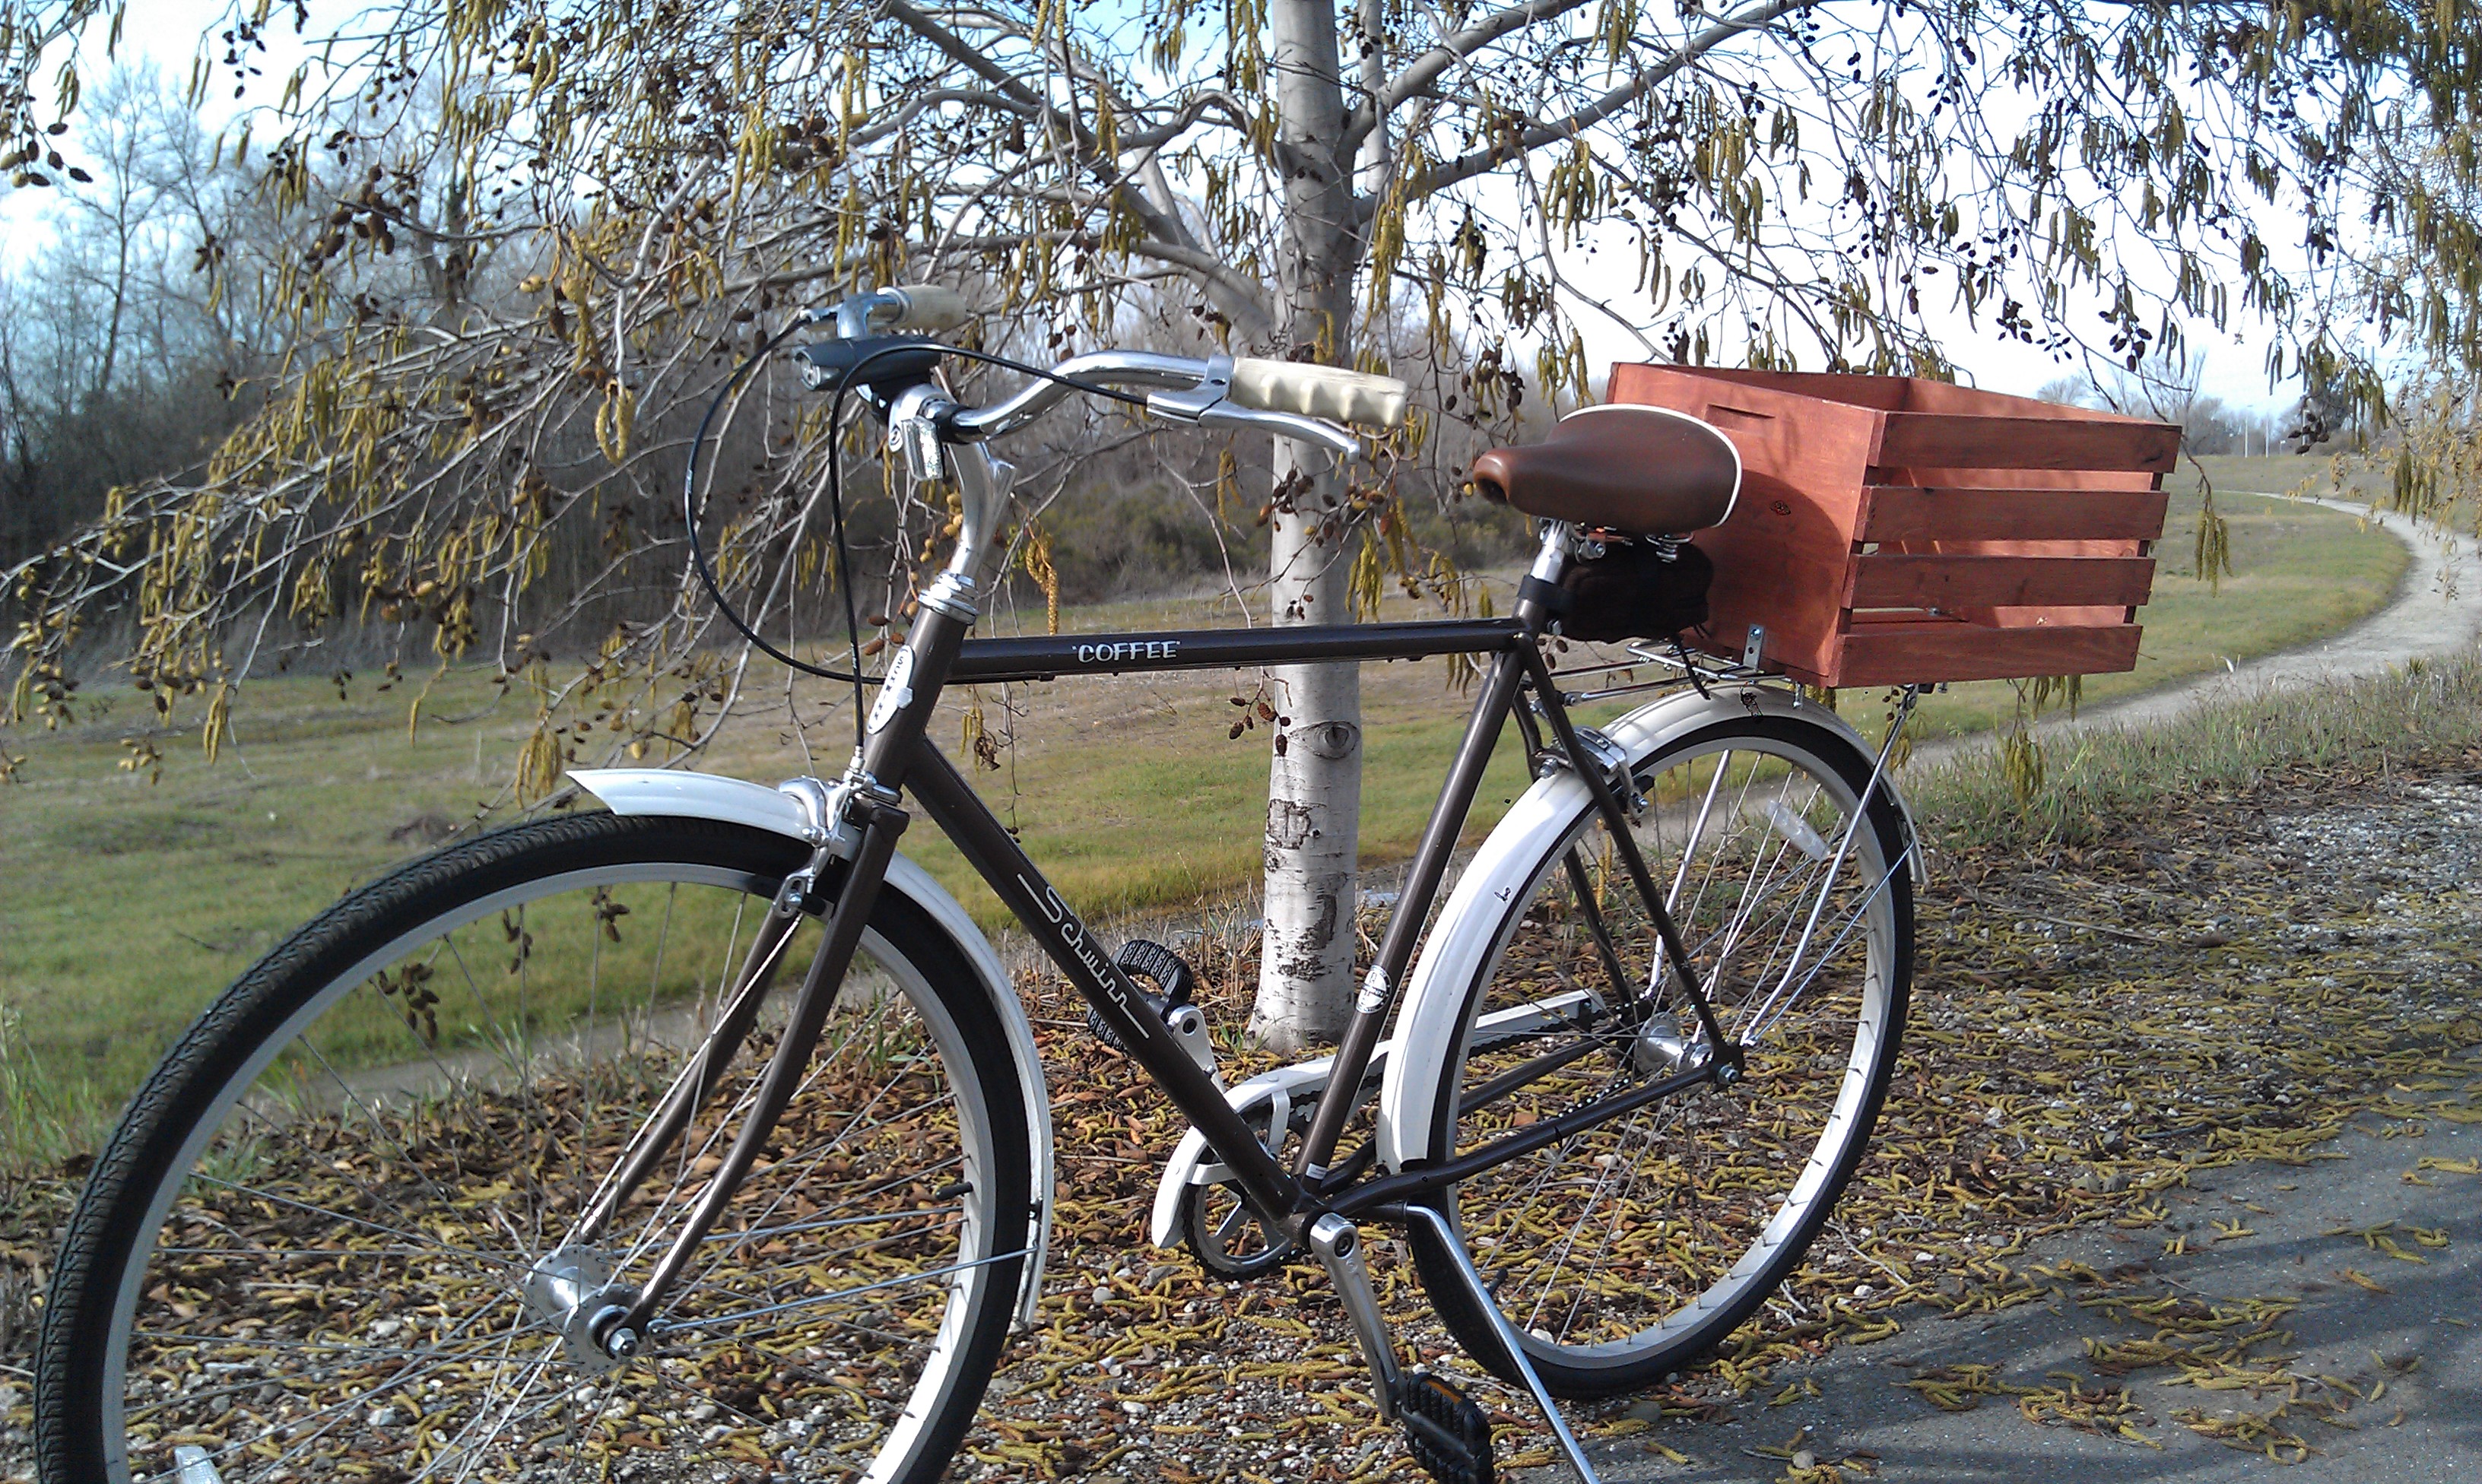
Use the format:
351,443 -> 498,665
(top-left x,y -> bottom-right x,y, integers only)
1544,772 -> 2482,1483
1968,496 -> 2479,752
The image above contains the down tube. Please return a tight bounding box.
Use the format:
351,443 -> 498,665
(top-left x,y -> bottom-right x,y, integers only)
903,741 -> 1304,1218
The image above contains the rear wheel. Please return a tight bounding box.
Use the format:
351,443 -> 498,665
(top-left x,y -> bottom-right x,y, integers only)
39,812 -> 1031,1484
1413,717 -> 1912,1396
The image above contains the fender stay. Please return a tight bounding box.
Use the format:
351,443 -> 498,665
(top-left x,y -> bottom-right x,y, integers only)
1373,686 -> 1917,1173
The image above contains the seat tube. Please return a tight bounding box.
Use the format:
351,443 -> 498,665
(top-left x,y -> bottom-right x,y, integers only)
1293,525 -> 1571,1180
1293,640 -> 1526,1179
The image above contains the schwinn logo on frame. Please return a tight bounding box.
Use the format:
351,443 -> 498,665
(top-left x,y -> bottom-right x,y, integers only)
1073,639 -> 1179,665
1018,874 -> 1151,1042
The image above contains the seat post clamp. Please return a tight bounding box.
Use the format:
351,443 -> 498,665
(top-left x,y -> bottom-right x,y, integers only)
1516,575 -> 1573,614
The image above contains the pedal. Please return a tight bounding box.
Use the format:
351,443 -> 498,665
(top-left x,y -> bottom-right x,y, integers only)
1393,1371 -> 1496,1484
1086,939 -> 1197,1054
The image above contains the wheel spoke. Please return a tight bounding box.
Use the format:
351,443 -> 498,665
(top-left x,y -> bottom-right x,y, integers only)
1433,727 -> 1908,1378
52,817 -> 1027,1484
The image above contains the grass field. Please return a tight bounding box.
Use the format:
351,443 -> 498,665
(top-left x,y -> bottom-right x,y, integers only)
0,466 -> 2407,1162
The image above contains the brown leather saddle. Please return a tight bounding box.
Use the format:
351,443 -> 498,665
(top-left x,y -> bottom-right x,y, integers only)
1470,405 -> 1740,535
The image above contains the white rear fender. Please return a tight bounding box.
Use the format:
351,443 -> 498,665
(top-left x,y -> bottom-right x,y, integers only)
1373,687 -> 1915,1172
567,769 -> 1055,1330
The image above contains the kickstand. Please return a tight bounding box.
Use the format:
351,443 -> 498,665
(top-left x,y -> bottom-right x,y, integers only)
1406,1204 -> 1605,1483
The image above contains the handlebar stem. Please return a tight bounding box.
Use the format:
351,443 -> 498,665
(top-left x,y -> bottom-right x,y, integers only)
823,289 -> 903,340
918,440 -> 1020,622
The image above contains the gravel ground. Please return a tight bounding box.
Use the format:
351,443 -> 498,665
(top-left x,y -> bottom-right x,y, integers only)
1547,769 -> 2482,1482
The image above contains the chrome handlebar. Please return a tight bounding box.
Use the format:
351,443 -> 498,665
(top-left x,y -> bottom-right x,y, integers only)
798,293 -> 1389,623
950,350 -> 1362,455
945,350 -> 1216,439
797,311 -> 1366,456
801,289 -> 1404,458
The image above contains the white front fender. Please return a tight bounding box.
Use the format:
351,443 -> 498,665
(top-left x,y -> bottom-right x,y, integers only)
568,768 -> 1055,1330
1373,686 -> 1915,1172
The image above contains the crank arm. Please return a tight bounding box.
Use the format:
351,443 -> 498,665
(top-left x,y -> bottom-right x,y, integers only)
1311,1216 -> 1404,1418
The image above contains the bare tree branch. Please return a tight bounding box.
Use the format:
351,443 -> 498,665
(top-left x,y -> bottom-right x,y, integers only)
1404,0 -> 1808,202
1341,0 -> 1594,157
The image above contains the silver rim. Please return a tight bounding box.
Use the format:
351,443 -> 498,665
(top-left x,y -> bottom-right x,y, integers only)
1439,730 -> 1902,1373
95,858 -> 1008,1483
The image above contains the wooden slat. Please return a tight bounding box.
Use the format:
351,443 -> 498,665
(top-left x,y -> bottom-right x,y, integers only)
1643,366 -> 1915,411
1873,412 -> 2179,474
1847,554 -> 2156,610
1893,378 -> 2134,422
1832,623 -> 2143,687
1858,486 -> 2170,544
1611,365 -> 1885,683
1611,362 -> 2178,686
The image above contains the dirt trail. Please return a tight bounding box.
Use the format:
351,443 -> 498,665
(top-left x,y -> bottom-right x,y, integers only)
1909,496 -> 2478,776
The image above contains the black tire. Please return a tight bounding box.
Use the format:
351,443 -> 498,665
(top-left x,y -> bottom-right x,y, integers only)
38,811 -> 1032,1484
1411,717 -> 1913,1397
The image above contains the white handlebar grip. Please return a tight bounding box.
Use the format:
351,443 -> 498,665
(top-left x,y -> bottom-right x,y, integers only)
1228,358 -> 1410,430
888,284 -> 972,331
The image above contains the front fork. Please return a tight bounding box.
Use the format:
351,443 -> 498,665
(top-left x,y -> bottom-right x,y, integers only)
563,439 -> 1019,1356
567,787 -> 912,1357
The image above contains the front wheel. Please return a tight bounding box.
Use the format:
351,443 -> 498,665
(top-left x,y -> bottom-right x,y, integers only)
1411,716 -> 1913,1397
37,811 -> 1032,1484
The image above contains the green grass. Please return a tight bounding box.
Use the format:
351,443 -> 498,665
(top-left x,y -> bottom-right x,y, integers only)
1912,648 -> 2482,852
0,483 -> 2411,1165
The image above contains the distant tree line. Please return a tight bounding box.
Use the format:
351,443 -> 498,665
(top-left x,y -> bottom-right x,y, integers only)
0,66 -> 1525,677
1,68 -> 267,569
2036,357 -> 2321,460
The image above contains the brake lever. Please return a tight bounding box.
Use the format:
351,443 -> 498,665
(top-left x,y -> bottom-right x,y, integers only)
1192,401 -> 1359,455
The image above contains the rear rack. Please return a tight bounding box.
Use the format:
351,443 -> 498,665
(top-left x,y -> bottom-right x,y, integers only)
1544,640 -> 1784,706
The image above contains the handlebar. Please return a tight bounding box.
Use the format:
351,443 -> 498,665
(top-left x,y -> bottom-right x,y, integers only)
1229,357 -> 1409,427
947,350 -> 1220,439
808,282 -> 973,337
798,288 -> 1408,456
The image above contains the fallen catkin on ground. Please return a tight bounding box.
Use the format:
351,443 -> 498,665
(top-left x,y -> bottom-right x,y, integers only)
931,753 -> 2482,1483
5,741 -> 2480,1484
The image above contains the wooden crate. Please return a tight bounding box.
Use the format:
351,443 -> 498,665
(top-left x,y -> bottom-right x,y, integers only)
1605,366 -> 2182,688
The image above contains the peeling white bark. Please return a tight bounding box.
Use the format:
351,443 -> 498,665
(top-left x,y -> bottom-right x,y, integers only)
1251,439 -> 1363,1051
1249,0 -> 1364,1053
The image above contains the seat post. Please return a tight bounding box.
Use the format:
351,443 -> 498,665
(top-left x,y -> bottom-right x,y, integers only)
1511,520 -> 1574,631
1531,519 -> 1574,577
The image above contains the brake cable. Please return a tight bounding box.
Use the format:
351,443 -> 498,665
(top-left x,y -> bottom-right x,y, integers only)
682,319 -> 1156,748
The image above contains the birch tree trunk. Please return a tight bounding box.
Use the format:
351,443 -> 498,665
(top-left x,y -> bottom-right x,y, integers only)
1249,0 -> 1363,1053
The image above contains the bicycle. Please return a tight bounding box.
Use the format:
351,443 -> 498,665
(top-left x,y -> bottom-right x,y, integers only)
36,284 -> 1921,1484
